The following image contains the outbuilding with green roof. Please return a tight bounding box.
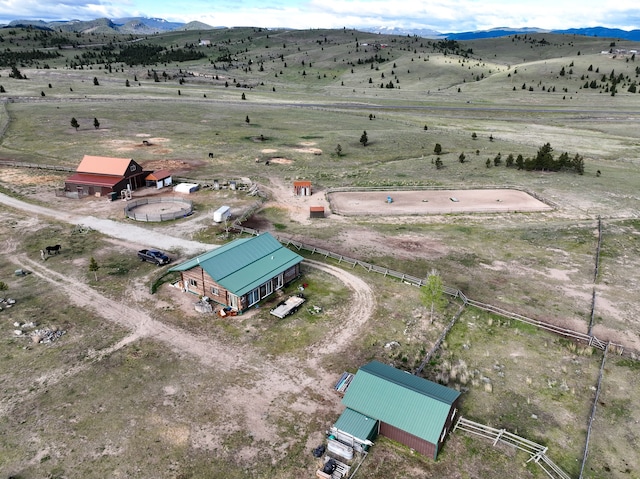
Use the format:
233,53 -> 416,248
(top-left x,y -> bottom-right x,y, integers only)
168,232 -> 303,312
337,360 -> 461,459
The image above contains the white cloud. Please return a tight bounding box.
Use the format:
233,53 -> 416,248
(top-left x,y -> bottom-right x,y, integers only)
0,0 -> 130,23
1,0 -> 640,32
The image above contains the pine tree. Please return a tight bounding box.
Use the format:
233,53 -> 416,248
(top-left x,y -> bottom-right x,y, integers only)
93,118 -> 100,129
359,130 -> 368,147
70,117 -> 79,131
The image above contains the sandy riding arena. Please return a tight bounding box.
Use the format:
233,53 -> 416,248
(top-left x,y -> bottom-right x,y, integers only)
328,189 -> 552,215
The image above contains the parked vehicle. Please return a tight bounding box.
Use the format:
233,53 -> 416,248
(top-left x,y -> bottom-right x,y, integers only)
137,249 -> 171,266
213,205 -> 231,223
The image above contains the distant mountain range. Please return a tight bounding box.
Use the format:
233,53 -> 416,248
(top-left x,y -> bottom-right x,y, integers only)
365,25 -> 640,41
2,17 -> 221,34
3,17 -> 640,41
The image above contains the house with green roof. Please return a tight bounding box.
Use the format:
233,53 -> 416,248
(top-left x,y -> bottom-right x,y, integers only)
334,360 -> 461,459
168,232 -> 303,312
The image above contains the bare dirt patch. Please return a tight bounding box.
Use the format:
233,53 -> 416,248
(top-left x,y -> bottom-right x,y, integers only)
294,147 -> 323,154
329,189 -> 552,215
0,168 -> 61,186
269,157 -> 293,165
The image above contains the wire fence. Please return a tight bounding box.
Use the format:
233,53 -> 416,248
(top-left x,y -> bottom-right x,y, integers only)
579,343 -> 610,479
588,216 -> 602,335
231,224 -> 622,353
0,159 -> 74,172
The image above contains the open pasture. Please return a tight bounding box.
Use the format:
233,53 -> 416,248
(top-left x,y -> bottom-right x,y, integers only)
0,26 -> 639,479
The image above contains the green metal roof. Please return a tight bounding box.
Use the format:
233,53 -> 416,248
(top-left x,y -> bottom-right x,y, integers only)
341,361 -> 460,445
334,408 -> 378,443
168,233 -> 303,296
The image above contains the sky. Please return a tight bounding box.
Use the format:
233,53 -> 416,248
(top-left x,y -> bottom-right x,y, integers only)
1,0 -> 640,33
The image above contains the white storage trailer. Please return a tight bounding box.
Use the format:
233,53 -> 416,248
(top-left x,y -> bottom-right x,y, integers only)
213,205 -> 231,223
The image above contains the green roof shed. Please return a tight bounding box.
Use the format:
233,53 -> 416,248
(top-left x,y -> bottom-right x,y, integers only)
340,360 -> 461,459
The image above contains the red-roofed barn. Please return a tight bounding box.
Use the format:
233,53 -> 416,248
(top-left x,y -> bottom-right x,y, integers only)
65,155 -> 147,197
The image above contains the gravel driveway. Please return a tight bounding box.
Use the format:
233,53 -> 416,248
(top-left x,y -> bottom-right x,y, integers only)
0,192 -> 212,255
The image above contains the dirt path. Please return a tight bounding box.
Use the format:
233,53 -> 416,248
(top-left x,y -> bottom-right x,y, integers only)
0,193 -> 376,444
6,252 -> 373,441
304,259 -> 375,361
0,192 -> 211,256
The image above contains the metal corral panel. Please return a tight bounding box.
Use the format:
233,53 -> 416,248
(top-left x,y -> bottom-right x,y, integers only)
327,438 -> 354,460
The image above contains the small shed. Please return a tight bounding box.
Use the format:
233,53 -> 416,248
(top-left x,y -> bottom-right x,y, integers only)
145,170 -> 172,189
293,180 -> 312,196
339,360 -> 461,459
309,206 -> 325,218
173,183 -> 199,194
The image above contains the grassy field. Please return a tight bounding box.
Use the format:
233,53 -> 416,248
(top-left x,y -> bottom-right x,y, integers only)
1,26 -> 639,478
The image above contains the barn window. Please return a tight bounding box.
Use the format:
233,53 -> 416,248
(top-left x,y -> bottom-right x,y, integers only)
189,278 -> 198,287
130,165 -> 136,172
211,286 -> 219,296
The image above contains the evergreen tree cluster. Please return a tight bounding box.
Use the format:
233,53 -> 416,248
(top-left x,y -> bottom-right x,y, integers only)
518,143 -> 585,174
0,49 -> 61,67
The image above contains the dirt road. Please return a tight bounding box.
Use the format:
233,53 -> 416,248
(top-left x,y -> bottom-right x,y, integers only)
0,192 -> 211,255
0,194 -> 376,445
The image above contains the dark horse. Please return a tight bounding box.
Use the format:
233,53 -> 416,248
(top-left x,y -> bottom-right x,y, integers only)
45,244 -> 61,255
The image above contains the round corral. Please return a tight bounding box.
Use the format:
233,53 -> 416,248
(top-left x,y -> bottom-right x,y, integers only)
124,197 -> 193,222
327,188 -> 552,216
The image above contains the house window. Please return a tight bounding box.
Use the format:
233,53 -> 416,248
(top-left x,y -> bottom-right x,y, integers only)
247,288 -> 260,306
229,295 -> 239,310
275,273 -> 284,290
130,165 -> 136,172
188,278 -> 198,287
211,286 -> 219,296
